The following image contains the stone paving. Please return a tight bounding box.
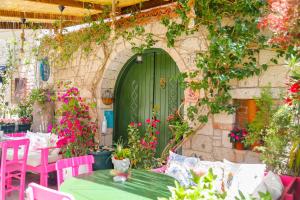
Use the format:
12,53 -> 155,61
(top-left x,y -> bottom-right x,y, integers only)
7,172 -> 57,200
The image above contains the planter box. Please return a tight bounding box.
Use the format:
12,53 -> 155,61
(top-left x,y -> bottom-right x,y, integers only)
280,176 -> 300,200
18,124 -> 31,132
89,150 -> 113,171
0,124 -> 16,133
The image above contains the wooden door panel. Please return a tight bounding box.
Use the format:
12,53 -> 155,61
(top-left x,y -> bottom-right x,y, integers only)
115,53 -> 154,142
154,51 -> 183,155
114,49 -> 183,156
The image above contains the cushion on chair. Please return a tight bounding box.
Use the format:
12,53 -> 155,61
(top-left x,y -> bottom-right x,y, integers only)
7,149 -> 62,167
251,171 -> 284,200
165,152 -> 201,187
7,132 -> 61,167
223,159 -> 266,200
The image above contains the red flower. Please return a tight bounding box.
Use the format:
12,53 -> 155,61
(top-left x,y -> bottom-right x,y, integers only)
146,119 -> 151,124
129,122 -> 135,127
137,122 -> 142,127
155,131 -> 160,135
285,97 -> 293,105
56,137 -> 68,147
289,82 -> 300,93
151,122 -> 157,128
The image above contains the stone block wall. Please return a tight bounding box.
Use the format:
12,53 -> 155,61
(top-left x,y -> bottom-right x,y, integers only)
50,18 -> 289,163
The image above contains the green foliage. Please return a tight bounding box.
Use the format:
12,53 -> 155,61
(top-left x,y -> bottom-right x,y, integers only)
113,142 -> 131,160
245,87 -> 278,146
0,41 -> 18,116
29,87 -> 55,105
159,168 -> 272,200
122,26 -> 157,54
159,168 -> 227,200
38,16 -> 111,66
259,52 -> 300,176
127,113 -> 161,169
259,105 -> 292,174
16,99 -> 33,120
162,0 -> 274,127
235,190 -> 272,200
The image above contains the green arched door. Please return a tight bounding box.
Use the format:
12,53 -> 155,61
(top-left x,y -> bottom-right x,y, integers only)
114,49 -> 183,155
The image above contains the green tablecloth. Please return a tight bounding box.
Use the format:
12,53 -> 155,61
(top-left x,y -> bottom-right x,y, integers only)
60,169 -> 175,200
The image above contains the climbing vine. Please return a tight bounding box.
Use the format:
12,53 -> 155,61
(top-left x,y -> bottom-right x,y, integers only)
29,0 -> 294,159
160,0 -> 281,153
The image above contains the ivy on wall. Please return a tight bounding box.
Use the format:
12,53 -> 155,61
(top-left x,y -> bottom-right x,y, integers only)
30,0 -> 289,157
159,0 -> 283,153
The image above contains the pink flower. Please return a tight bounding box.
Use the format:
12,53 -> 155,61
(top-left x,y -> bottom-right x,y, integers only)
230,133 -> 235,137
47,124 -> 53,132
129,122 -> 135,127
155,131 -> 160,135
56,137 -> 68,147
137,122 -> 142,127
235,136 -> 239,140
146,119 -> 151,124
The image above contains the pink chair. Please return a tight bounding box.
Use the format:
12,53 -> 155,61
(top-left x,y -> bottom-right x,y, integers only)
6,132 -> 61,187
0,138 -> 30,200
56,155 -> 94,188
26,182 -> 75,200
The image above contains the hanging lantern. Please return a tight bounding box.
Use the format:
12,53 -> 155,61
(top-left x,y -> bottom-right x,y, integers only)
101,89 -> 114,105
56,5 -> 65,44
136,54 -> 143,63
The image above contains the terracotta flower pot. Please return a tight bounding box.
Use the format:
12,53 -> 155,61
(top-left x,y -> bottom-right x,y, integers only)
235,141 -> 244,150
251,141 -> 261,152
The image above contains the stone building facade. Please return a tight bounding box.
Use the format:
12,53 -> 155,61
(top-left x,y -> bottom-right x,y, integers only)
50,11 -> 289,163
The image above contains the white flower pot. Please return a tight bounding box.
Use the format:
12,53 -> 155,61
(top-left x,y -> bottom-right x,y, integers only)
112,157 -> 130,172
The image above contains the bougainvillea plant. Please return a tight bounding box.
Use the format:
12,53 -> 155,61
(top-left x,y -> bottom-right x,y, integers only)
127,114 -> 160,169
228,128 -> 248,144
257,0 -> 299,48
50,82 -> 97,158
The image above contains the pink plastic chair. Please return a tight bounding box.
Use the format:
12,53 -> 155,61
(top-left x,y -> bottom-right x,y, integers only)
56,155 -> 94,188
6,132 -> 61,187
0,138 -> 30,200
26,182 -> 75,200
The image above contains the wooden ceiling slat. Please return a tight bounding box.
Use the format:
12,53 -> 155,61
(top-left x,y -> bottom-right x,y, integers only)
26,0 -> 104,10
0,21 -> 53,29
0,9 -> 83,22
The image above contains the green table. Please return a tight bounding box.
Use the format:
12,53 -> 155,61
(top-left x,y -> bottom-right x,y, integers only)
60,169 -> 175,200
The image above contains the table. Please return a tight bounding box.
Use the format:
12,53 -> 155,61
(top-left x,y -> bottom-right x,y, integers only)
60,169 -> 175,200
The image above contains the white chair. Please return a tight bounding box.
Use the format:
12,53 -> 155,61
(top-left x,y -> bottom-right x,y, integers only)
26,183 -> 75,200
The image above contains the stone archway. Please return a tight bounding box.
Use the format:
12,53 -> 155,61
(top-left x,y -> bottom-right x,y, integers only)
96,40 -> 189,146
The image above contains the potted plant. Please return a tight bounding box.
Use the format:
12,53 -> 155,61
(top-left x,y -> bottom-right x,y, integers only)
88,143 -> 113,170
112,143 -> 131,172
228,128 -> 248,150
16,98 -> 33,132
29,86 -> 55,132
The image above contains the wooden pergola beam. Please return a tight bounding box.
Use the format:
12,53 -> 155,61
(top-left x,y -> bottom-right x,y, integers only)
26,0 -> 104,10
0,9 -> 83,22
120,0 -> 173,13
0,21 -> 53,29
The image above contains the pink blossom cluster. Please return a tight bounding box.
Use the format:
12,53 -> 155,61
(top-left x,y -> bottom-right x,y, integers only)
257,0 -> 298,47
50,86 -> 96,156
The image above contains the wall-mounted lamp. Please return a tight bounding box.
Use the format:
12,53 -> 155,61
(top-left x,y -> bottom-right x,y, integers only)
136,54 -> 143,64
101,89 -> 114,105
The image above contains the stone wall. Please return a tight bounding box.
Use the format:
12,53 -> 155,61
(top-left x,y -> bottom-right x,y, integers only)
51,19 -> 289,163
